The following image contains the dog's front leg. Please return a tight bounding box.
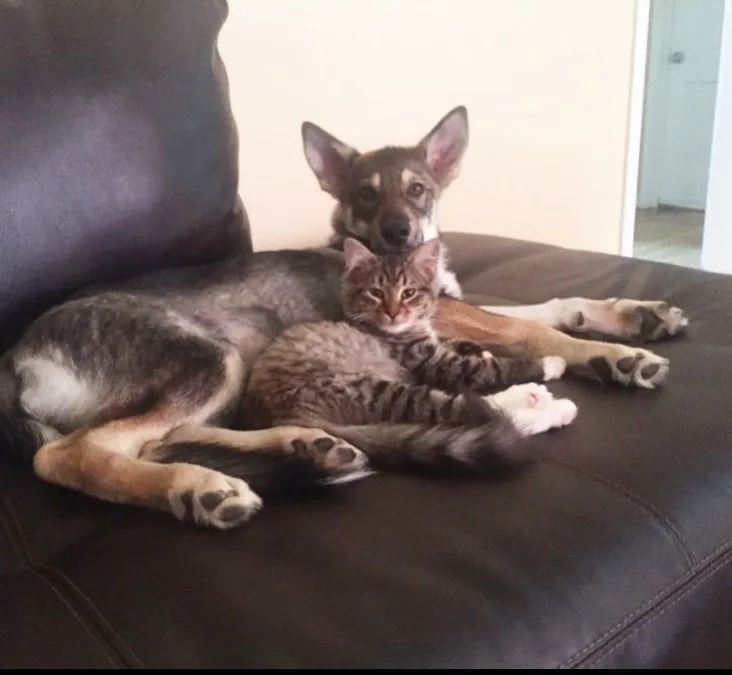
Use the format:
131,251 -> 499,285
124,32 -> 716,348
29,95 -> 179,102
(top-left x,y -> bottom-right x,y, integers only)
434,297 -> 670,389
479,298 -> 688,342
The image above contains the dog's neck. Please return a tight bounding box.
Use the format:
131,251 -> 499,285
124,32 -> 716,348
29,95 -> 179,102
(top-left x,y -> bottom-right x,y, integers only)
327,203 -> 463,300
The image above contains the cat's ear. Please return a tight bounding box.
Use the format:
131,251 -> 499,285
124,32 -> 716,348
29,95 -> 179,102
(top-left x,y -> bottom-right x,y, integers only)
408,238 -> 442,279
302,121 -> 360,199
343,237 -> 376,273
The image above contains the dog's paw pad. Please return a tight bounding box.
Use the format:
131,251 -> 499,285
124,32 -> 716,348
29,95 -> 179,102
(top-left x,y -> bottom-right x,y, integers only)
616,299 -> 689,341
287,432 -> 369,473
171,471 -> 262,530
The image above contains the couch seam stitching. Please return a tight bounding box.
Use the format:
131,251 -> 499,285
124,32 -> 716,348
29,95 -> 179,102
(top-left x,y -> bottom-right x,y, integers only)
545,458 -> 696,567
42,565 -> 144,669
1,491 -> 140,667
29,568 -> 120,669
579,550 -> 732,668
0,486 -> 31,568
0,498 -> 24,568
558,537 -> 732,668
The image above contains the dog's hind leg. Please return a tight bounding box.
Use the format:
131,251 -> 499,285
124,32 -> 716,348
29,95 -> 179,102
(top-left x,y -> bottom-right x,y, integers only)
478,298 -> 688,342
32,407 -> 264,530
26,343 -> 269,530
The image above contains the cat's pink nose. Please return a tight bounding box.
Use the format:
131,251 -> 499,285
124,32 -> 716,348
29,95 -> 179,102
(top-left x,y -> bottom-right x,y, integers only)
385,305 -> 400,320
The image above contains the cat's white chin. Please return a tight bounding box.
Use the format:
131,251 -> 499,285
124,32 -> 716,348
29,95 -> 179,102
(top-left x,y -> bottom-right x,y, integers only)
381,321 -> 412,334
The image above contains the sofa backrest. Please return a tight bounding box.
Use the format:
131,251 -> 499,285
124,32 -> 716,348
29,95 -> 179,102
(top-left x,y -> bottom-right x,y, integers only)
0,0 -> 250,353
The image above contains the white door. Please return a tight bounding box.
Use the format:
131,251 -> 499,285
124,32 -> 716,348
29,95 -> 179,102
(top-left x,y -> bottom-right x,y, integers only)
639,0 -> 725,210
701,0 -> 732,274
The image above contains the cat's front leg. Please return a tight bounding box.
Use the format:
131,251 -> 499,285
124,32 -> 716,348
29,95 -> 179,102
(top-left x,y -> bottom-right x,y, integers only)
404,341 -> 566,394
440,337 -> 485,357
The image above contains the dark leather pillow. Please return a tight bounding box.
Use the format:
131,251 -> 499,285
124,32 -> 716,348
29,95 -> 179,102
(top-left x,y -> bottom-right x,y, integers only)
0,0 -> 249,353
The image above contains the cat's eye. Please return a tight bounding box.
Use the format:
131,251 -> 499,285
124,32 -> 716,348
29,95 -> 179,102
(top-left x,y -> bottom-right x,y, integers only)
358,186 -> 378,203
368,288 -> 384,299
401,288 -> 417,300
407,182 -> 425,198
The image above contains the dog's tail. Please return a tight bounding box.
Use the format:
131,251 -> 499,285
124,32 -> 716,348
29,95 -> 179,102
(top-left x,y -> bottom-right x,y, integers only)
317,396 -> 540,477
150,440 -> 372,501
0,355 -> 51,466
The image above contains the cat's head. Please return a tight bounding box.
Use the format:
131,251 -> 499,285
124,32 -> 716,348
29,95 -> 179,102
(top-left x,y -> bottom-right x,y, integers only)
341,237 -> 442,334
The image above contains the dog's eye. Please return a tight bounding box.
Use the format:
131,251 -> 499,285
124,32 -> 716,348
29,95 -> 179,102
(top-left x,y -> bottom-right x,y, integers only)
407,182 -> 425,198
401,288 -> 417,300
367,288 -> 384,299
357,186 -> 378,203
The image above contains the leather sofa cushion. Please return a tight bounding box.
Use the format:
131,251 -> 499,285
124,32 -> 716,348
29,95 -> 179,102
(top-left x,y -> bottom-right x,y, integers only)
0,0 -> 249,353
2,232 -> 731,667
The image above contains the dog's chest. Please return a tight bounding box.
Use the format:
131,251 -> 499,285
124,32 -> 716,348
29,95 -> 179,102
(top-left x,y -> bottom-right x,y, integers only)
437,254 -> 463,299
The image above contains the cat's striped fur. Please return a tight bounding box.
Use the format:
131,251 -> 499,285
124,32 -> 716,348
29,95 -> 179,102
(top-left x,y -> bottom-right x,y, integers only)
242,238 -> 577,475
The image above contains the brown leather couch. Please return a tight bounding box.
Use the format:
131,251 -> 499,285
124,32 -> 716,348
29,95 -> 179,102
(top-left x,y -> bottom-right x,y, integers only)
2,1 -> 732,668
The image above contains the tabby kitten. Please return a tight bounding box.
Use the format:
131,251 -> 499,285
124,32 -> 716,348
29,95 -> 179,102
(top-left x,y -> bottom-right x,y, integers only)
243,238 -> 578,475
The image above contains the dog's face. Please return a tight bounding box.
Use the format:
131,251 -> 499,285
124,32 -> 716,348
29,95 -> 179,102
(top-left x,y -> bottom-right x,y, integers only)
301,106 -> 469,255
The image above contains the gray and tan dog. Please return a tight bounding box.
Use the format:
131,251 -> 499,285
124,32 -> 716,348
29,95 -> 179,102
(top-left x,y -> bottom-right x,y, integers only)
0,106 -> 687,530
304,106 -> 687,386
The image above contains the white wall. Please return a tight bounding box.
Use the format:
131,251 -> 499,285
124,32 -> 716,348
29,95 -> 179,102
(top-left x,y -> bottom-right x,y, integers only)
701,1 -> 732,274
218,0 -> 640,254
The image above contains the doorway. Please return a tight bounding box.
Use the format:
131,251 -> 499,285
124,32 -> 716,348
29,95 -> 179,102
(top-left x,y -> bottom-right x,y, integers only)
633,0 -> 726,269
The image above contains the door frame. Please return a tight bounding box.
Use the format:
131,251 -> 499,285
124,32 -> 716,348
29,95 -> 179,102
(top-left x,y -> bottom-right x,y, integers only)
620,0 -> 651,258
635,0 -> 673,211
622,0 -> 732,273
700,1 -> 732,274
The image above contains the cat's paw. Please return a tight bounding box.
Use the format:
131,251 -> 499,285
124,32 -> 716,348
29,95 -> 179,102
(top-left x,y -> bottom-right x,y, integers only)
446,338 -> 485,357
508,398 -> 578,436
541,356 -> 567,381
168,467 -> 262,530
486,383 -> 555,412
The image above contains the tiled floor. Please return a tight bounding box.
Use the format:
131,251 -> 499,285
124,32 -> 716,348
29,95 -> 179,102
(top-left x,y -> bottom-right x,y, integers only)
633,207 -> 704,269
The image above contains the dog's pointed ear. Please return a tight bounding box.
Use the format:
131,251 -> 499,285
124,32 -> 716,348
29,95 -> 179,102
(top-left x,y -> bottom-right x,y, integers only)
302,121 -> 359,199
417,106 -> 469,188
343,237 -> 376,273
408,238 -> 442,279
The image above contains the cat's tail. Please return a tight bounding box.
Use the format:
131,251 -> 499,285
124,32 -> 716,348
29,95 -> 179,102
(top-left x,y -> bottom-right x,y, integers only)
316,397 -> 543,477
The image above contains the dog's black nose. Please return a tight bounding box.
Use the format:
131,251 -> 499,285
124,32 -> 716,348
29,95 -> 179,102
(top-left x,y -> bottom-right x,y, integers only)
381,215 -> 410,246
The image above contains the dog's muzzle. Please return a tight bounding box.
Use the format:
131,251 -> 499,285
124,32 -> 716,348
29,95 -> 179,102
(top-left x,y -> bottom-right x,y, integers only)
376,214 -> 423,253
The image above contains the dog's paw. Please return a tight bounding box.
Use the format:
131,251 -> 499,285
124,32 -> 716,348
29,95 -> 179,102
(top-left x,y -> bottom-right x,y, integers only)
287,433 -> 368,474
613,299 -> 688,341
541,356 -> 567,381
169,468 -> 262,530
280,428 -> 369,475
583,347 -> 670,390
